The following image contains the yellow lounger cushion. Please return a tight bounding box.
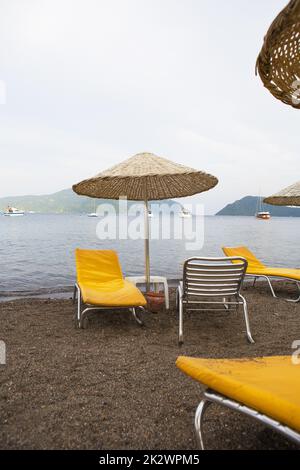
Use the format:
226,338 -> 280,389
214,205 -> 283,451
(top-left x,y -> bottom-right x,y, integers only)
223,246 -> 300,281
176,355 -> 300,433
75,249 -> 146,307
79,279 -> 146,307
246,267 -> 300,281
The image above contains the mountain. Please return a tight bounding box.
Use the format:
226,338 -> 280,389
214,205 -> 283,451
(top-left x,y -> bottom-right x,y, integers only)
216,196 -> 300,217
0,189 -> 183,214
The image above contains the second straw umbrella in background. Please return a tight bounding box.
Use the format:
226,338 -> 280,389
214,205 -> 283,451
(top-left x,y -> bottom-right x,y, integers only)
264,181 -> 300,207
72,152 -> 218,292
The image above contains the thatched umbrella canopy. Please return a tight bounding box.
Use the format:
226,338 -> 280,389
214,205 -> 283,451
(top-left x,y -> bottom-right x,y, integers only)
264,180 -> 300,206
73,152 -> 218,201
256,0 -> 300,109
73,152 -> 218,289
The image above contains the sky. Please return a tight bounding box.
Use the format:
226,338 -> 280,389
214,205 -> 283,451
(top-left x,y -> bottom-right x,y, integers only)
0,0 -> 299,214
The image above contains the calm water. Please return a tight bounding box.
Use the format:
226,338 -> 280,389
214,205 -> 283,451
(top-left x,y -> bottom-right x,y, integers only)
1,213 -> 300,298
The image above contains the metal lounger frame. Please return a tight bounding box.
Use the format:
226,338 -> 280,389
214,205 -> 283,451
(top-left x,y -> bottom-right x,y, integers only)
195,389 -> 300,449
247,273 -> 300,302
73,283 -> 145,328
177,257 -> 254,344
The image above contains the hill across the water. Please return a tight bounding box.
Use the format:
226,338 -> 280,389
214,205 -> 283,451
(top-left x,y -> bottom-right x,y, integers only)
0,188 -> 183,214
216,196 -> 300,217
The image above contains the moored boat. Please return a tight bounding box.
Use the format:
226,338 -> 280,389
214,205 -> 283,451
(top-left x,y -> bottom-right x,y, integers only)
255,196 -> 271,220
256,211 -> 271,220
3,206 -> 24,216
179,208 -> 191,218
88,200 -> 99,217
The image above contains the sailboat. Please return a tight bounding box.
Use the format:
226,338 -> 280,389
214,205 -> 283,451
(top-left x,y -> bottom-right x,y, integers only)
88,200 -> 98,217
256,196 -> 271,220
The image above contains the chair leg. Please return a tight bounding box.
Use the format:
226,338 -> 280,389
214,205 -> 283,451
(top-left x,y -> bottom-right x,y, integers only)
178,288 -> 183,345
253,277 -> 257,288
195,399 -> 212,450
223,297 -> 229,310
239,294 -> 254,343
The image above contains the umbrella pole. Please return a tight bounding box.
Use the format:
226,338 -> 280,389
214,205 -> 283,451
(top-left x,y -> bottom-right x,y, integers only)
144,199 -> 151,292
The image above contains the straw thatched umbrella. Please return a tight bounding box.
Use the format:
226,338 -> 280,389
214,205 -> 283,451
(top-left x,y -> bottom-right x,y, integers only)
73,152 -> 218,289
264,180 -> 300,206
256,0 -> 300,109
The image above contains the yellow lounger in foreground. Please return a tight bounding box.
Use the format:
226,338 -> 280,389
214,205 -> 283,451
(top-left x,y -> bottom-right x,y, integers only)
176,355 -> 300,449
74,249 -> 147,328
223,246 -> 300,302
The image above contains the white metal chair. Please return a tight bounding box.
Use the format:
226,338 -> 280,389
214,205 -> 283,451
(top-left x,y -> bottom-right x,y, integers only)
177,256 -> 254,344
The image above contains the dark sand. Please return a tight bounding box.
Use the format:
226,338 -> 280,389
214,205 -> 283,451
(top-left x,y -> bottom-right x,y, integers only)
0,282 -> 299,450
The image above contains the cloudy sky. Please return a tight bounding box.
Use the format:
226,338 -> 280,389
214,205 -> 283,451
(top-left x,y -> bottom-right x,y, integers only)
0,0 -> 299,214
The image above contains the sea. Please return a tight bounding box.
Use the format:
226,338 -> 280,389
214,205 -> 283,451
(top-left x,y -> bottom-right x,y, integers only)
1,213 -> 300,300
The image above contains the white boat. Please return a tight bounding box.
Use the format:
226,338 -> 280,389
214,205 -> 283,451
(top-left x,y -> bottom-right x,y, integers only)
88,200 -> 99,217
256,211 -> 271,220
255,197 -> 271,220
179,208 -> 191,218
3,206 -> 24,217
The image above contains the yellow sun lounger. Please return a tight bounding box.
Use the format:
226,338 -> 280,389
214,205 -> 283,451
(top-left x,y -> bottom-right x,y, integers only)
176,355 -> 300,449
73,249 -> 147,328
222,246 -> 300,302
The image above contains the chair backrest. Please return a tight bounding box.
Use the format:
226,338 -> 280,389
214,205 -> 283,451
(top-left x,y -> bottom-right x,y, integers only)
75,249 -> 123,285
222,246 -> 265,269
183,257 -> 248,298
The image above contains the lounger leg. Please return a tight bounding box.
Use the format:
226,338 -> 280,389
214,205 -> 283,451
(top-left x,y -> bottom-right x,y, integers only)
286,282 -> 300,303
76,287 -> 82,328
239,294 -> 254,344
131,307 -> 144,326
73,285 -> 77,304
251,274 -> 277,298
264,276 -> 300,302
178,286 -> 183,345
195,399 -> 211,450
264,276 -> 277,298
259,276 -> 300,302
